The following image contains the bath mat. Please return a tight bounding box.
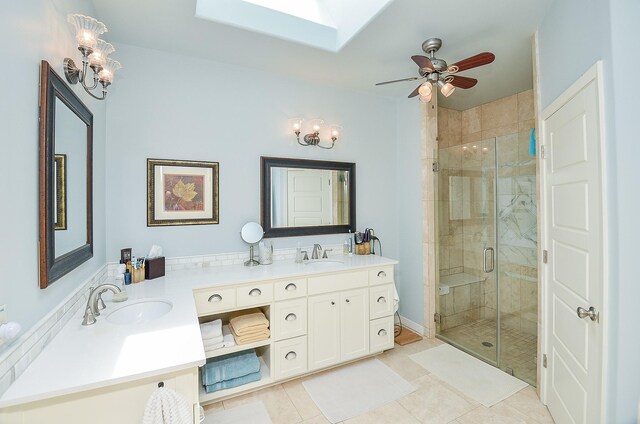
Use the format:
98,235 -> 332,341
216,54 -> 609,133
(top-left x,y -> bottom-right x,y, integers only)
409,344 -> 528,407
203,401 -> 271,424
394,327 -> 423,346
302,359 -> 415,423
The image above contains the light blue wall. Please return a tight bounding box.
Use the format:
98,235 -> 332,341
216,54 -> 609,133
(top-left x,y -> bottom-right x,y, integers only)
104,44 -> 400,265
0,0 -> 107,337
538,0 -> 640,422
394,100 -> 424,326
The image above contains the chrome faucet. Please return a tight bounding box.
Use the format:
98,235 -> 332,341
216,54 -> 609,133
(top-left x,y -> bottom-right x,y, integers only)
311,244 -> 322,260
82,284 -> 122,326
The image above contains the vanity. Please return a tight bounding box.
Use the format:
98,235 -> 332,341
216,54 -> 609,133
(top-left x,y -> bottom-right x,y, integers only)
0,255 -> 397,423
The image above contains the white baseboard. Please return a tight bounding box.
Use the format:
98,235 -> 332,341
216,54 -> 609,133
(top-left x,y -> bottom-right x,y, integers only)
398,315 -> 425,336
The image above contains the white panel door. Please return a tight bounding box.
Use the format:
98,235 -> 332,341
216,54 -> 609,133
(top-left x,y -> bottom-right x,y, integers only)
287,170 -> 332,226
340,288 -> 369,362
543,73 -> 604,424
308,292 -> 340,371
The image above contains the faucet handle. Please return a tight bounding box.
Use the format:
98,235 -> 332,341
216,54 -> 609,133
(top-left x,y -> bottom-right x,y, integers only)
302,251 -> 309,261
97,292 -> 107,310
82,306 -> 96,326
322,249 -> 333,259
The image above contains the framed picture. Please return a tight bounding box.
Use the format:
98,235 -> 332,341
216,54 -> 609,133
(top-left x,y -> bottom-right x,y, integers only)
54,154 -> 67,230
147,158 -> 219,226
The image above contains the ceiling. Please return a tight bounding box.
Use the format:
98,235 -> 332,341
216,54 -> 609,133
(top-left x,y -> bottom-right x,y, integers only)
91,0 -> 553,110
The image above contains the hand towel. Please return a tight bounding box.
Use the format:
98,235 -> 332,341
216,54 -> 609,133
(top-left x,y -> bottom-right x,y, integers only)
201,350 -> 260,386
229,323 -> 271,344
204,369 -> 262,393
222,324 -> 236,348
228,309 -> 269,335
142,386 -> 192,424
200,319 -> 222,340
203,335 -> 225,350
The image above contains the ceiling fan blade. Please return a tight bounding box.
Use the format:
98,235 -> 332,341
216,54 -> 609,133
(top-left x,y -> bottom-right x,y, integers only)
375,76 -> 420,86
411,55 -> 435,71
449,75 -> 478,89
450,52 -> 495,72
408,83 -> 423,98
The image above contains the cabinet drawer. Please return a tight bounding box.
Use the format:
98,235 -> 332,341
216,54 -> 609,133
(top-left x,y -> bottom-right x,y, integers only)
274,336 -> 308,380
370,316 -> 394,353
274,278 -> 307,300
193,287 -> 236,315
370,284 -> 395,319
308,271 -> 368,295
237,282 -> 274,307
369,266 -> 394,286
273,298 -> 307,341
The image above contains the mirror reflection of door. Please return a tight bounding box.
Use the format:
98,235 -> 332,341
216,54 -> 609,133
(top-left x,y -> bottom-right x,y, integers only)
286,169 -> 332,226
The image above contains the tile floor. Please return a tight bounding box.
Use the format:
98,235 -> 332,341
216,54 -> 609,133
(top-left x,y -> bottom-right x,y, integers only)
439,319 -> 537,385
203,337 -> 553,424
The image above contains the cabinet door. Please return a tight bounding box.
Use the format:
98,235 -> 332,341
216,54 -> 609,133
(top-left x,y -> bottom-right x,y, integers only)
308,292 -> 340,371
340,288 -> 370,362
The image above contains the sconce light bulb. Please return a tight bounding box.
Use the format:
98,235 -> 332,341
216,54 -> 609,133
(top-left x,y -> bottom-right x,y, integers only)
331,129 -> 339,138
312,124 -> 320,133
293,122 -> 300,131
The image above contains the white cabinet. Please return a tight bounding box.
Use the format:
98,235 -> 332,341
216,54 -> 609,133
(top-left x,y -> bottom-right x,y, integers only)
308,292 -> 341,370
308,287 -> 369,371
273,336 -> 308,380
273,298 -> 307,341
369,283 -> 394,320
370,316 -> 394,353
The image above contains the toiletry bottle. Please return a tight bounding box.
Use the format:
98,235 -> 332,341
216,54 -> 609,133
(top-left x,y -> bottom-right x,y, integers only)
348,230 -> 354,255
124,269 -> 132,285
343,235 -> 350,255
295,243 -> 303,263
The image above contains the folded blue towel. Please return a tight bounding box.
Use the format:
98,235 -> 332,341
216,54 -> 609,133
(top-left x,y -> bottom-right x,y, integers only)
201,350 -> 260,386
204,370 -> 262,393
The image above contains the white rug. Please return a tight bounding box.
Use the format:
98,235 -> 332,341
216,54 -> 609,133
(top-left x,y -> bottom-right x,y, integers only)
409,344 -> 528,407
302,359 -> 415,423
203,401 -> 272,424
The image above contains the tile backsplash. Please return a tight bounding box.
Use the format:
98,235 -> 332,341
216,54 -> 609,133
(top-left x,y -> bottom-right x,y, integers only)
0,243 -> 343,398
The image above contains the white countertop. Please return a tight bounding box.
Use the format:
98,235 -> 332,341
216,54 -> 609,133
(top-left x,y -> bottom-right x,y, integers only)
0,254 -> 397,408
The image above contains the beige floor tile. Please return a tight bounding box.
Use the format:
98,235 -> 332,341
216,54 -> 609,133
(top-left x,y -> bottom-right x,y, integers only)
402,337 -> 444,354
397,374 -> 477,423
456,402 -> 534,424
202,401 -> 224,413
302,415 -> 332,424
282,379 -> 323,420
223,384 -> 302,424
502,387 -> 554,423
377,347 -> 430,382
343,400 -> 420,424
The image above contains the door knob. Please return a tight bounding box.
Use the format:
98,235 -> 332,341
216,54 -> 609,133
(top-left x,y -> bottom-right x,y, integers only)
577,306 -> 599,322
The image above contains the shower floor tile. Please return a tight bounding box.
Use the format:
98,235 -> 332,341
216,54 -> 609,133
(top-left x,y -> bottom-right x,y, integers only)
439,319 -> 537,385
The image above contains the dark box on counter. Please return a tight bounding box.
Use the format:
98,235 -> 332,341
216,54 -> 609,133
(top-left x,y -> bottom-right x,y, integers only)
145,257 -> 165,280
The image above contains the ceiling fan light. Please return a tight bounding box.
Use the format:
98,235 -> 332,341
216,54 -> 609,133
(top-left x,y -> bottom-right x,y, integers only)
419,92 -> 432,103
418,82 -> 432,97
438,80 -> 456,97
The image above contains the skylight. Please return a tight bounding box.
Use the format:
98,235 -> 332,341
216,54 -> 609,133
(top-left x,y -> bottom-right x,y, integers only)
195,0 -> 394,52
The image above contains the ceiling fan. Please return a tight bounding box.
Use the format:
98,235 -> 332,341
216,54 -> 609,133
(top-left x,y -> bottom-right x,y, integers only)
376,37 -> 495,102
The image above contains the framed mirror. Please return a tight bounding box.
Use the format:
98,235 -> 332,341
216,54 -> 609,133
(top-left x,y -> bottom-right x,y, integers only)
39,60 -> 93,289
261,157 -> 356,238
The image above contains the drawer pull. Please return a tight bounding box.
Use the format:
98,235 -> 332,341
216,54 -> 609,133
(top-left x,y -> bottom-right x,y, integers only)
377,271 -> 387,277
378,329 -> 387,336
285,313 -> 297,322
285,283 -> 297,291
207,294 -> 222,303
285,351 -> 297,361
249,288 -> 262,297
345,299 -> 350,303
377,296 -> 387,304
331,301 -> 335,306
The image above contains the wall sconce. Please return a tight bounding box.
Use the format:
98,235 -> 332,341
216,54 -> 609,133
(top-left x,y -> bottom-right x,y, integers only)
292,119 -> 342,150
63,14 -> 122,100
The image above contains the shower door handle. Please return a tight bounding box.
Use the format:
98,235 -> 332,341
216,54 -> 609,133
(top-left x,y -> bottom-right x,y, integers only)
483,247 -> 495,273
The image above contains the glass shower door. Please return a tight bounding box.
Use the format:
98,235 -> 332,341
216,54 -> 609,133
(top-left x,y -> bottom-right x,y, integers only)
436,137 -> 498,365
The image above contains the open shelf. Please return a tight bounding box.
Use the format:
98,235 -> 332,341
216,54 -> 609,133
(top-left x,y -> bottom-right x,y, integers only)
205,338 -> 271,359
199,356 -> 272,404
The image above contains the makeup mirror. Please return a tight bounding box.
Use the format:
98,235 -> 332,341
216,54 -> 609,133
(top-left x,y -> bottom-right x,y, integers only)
240,222 -> 263,266
39,61 -> 93,288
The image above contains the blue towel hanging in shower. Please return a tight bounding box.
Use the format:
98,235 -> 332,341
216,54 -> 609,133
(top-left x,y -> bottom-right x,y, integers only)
529,128 -> 536,156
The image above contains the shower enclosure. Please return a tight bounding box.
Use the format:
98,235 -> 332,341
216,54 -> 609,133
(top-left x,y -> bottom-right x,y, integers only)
435,130 -> 538,385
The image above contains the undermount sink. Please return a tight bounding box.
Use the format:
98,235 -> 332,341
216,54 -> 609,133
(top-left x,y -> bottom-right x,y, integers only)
106,299 -> 173,325
304,259 -> 344,267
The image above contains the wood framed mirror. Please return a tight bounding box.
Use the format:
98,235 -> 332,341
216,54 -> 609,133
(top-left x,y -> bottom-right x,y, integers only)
261,157 -> 356,238
39,60 -> 93,289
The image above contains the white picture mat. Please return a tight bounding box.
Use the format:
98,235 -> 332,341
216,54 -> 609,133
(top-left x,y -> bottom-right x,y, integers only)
153,165 -> 213,220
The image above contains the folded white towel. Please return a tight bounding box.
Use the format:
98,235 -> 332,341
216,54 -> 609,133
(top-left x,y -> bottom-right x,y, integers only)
222,324 -> 236,348
203,335 -> 224,350
142,386 -> 192,424
200,319 -> 222,340
204,341 -> 224,351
